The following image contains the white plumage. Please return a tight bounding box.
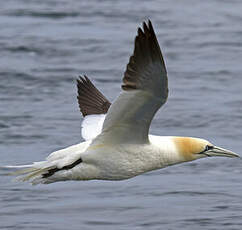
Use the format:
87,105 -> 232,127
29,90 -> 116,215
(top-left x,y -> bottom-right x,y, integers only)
81,114 -> 106,141
4,20 -> 239,185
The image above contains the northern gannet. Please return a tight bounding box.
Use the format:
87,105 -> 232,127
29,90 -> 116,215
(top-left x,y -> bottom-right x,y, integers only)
6,20 -> 239,185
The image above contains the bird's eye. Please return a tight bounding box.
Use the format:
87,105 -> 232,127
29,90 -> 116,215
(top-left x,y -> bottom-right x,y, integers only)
205,145 -> 213,151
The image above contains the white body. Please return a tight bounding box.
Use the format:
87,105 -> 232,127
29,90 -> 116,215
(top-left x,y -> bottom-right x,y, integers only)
36,135 -> 183,184
6,21 -> 238,185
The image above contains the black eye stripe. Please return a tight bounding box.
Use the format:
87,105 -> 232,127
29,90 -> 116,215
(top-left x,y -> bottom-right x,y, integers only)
205,145 -> 213,151
198,145 -> 214,154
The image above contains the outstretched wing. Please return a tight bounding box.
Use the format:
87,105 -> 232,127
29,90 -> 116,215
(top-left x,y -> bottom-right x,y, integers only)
77,76 -> 111,117
95,20 -> 168,144
76,76 -> 111,140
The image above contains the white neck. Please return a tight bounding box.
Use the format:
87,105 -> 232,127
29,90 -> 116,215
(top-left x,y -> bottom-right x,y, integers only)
149,135 -> 188,168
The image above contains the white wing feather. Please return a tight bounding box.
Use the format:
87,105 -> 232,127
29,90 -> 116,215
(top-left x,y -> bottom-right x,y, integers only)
81,114 -> 106,141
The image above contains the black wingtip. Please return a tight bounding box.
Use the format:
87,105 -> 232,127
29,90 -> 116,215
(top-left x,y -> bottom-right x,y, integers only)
137,27 -> 144,37
77,75 -> 84,85
138,20 -> 155,38
77,75 -> 89,83
122,19 -> 167,91
143,21 -> 149,34
76,75 -> 111,117
148,19 -> 152,28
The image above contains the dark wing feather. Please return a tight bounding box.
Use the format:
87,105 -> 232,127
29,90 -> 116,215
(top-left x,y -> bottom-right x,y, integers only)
94,20 -> 168,144
77,76 -> 111,117
122,20 -> 167,97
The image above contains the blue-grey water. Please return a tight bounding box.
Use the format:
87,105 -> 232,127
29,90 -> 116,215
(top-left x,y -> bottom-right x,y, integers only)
1,0 -> 242,229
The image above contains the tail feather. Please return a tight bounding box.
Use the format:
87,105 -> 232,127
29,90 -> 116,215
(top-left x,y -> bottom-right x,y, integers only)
1,142 -> 89,185
4,164 -> 34,169
9,167 -> 39,176
2,163 -> 56,185
20,167 -> 54,182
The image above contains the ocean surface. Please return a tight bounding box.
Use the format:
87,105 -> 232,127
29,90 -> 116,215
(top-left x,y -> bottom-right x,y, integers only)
1,0 -> 242,229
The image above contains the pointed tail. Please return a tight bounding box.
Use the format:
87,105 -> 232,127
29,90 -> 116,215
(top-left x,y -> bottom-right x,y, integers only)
1,162 -> 56,185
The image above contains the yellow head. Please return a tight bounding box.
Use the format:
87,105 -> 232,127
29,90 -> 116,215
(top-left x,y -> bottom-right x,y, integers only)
173,137 -> 239,161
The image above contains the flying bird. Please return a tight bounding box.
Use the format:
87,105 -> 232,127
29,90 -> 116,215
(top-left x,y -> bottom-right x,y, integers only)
6,20 -> 239,185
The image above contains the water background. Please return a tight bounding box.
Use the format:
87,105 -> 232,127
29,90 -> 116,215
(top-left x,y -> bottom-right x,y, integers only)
1,0 -> 242,229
